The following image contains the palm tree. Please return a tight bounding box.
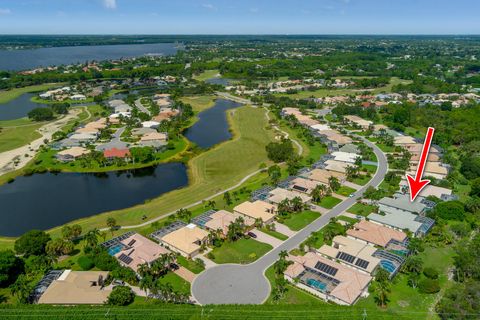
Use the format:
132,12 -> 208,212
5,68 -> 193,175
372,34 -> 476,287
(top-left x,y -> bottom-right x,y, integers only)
10,275 -> 32,304
137,263 -> 150,278
373,280 -> 391,308
84,228 -> 100,249
106,217 -> 117,236
328,176 -> 340,192
290,197 -> 304,213
403,256 -> 423,274
345,165 -> 358,180
139,275 -> 153,298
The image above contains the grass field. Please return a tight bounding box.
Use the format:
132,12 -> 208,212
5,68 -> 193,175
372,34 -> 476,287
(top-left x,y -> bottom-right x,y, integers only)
335,185 -> 356,196
337,215 -> 359,224
281,210 -> 321,231
350,174 -> 371,186
30,96 -> 94,104
208,238 -> 273,264
259,227 -> 289,241
0,83 -> 62,104
274,77 -> 412,99
317,196 -> 342,209
176,255 -> 205,274
192,69 -> 220,81
0,118 -> 43,153
179,95 -> 216,113
347,202 -> 377,216
30,105 -> 276,239
156,272 -> 191,295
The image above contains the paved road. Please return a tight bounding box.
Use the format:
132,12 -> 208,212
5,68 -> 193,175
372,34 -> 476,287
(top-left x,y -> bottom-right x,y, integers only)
134,98 -> 151,115
191,137 -> 388,305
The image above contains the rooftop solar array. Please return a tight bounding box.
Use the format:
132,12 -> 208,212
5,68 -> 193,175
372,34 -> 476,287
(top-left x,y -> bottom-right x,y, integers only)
118,253 -> 133,265
336,251 -> 356,264
314,261 -> 338,277
30,270 -> 64,303
100,231 -> 136,249
150,221 -> 187,241
292,185 -> 309,193
250,186 -> 275,201
191,209 -> 217,227
355,258 -> 370,270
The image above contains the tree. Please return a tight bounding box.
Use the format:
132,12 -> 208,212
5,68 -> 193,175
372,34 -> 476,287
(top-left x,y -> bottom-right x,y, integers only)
83,228 -> 100,249
403,256 -> 424,274
268,165 -> 281,185
139,275 -> 154,298
407,237 -> 424,255
106,217 -> 117,236
14,230 -> 51,256
345,165 -> 358,180
61,225 -> 82,240
176,208 -> 192,222
0,250 -> 24,287
27,107 -> 54,121
375,267 -> 390,283
372,280 -> 391,308
470,178 -> 480,197
328,176 -> 341,192
223,191 -> 232,206
10,274 -> 33,304
265,139 -> 294,163
107,286 -> 135,306
227,217 -> 246,242
45,238 -> 74,258
310,184 -> 327,203
433,201 -> 465,221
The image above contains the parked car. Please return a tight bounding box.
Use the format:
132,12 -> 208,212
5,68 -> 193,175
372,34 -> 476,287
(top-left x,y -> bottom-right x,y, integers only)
247,232 -> 257,238
349,193 -> 355,198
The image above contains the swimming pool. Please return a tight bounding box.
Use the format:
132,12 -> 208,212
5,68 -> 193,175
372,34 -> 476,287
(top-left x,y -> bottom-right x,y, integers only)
307,278 -> 327,291
107,244 -> 124,256
380,260 -> 396,273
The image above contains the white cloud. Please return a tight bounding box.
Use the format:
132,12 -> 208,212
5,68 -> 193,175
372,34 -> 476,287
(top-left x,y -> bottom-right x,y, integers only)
103,0 -> 117,10
201,3 -> 217,11
0,8 -> 11,15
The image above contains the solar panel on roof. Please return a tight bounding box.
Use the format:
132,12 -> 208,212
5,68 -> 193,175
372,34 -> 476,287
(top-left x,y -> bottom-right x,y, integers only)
336,251 -> 355,263
355,258 -> 370,269
292,185 -> 309,193
118,253 -> 133,265
127,239 -> 136,246
314,261 -> 338,276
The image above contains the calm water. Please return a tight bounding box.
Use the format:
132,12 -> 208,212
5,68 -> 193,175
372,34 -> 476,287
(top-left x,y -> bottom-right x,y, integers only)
184,98 -> 242,148
0,163 -> 188,236
0,43 -> 179,71
0,93 -> 95,120
205,77 -> 232,86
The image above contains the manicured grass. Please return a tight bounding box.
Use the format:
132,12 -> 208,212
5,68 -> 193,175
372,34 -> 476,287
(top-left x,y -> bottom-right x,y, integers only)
335,185 -> 356,196
0,119 -> 43,153
281,210 -> 321,231
361,164 -> 378,174
31,96 -> 94,104
350,174 -> 371,186
376,143 -> 396,153
176,255 -> 205,274
156,272 -> 191,295
259,227 -> 289,241
0,83 -> 62,103
208,238 -> 273,264
192,69 -> 220,81
180,95 -> 216,113
347,202 -> 376,217
337,215 -> 359,224
317,196 -> 342,209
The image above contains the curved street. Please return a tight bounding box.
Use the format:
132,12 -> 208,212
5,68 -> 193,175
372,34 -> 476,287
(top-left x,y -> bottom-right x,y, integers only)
191,137 -> 388,305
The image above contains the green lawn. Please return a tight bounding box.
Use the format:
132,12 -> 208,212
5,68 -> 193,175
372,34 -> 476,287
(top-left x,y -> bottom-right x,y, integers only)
259,227 -> 289,241
317,196 -> 342,209
175,255 -> 205,274
208,238 -> 273,264
0,119 -> 43,153
376,143 -> 396,153
156,272 -> 191,295
337,215 -> 359,224
350,174 -> 371,186
281,210 -> 321,231
0,83 -> 62,103
31,96 -> 94,104
180,95 -> 216,113
347,202 -> 376,217
192,69 -> 221,81
335,185 -> 356,196
361,164 -> 378,174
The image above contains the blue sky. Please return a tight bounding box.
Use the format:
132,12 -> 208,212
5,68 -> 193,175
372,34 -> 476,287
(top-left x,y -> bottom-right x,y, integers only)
0,0 -> 478,34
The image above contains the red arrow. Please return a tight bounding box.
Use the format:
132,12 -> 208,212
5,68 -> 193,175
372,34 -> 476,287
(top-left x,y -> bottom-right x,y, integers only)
406,127 -> 435,201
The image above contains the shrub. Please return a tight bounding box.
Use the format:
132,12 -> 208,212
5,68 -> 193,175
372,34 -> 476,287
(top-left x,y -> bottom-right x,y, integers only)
418,278 -> 441,294
107,286 -> 135,306
423,267 -> 439,280
77,256 -> 94,270
90,250 -> 119,271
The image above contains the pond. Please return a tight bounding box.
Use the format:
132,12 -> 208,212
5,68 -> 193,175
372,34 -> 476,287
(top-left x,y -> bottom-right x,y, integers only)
0,43 -> 180,71
0,163 -> 188,236
184,98 -> 242,149
0,98 -> 243,236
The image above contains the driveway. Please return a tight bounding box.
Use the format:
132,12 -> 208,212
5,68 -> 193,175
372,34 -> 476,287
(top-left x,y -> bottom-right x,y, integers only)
273,222 -> 295,237
191,137 -> 388,305
250,229 -> 283,247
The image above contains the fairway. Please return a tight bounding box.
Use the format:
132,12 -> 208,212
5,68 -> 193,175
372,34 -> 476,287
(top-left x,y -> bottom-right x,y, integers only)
0,118 -> 43,153
208,238 -> 273,264
193,69 -> 220,81
180,95 -> 216,113
44,105 -> 276,235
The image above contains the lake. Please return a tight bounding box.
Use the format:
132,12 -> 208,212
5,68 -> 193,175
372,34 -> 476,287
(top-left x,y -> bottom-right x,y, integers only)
0,97 -> 242,236
184,98 -> 242,148
0,43 -> 179,71
0,163 -> 188,237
